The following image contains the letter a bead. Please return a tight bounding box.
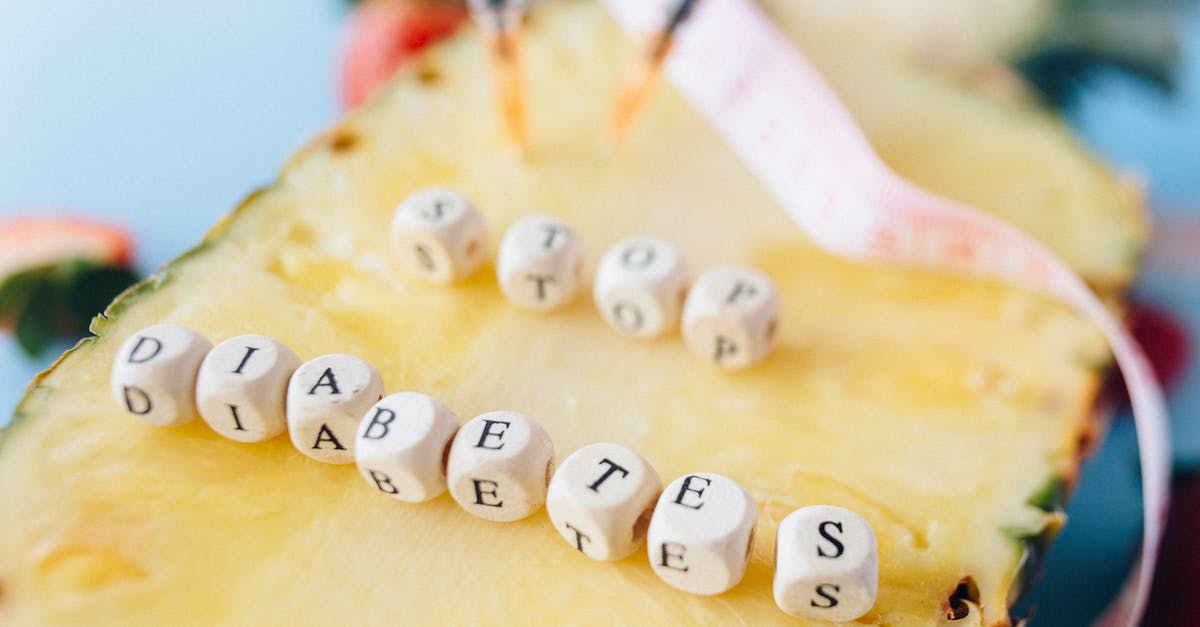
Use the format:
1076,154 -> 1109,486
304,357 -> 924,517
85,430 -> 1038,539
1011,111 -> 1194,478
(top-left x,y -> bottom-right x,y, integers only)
355,392 -> 461,502
286,354 -> 384,464
496,215 -> 582,311
390,187 -> 488,283
682,266 -> 781,369
446,411 -> 555,522
110,323 -> 212,427
647,473 -> 758,595
593,236 -> 688,338
195,334 -> 301,442
773,505 -> 878,621
546,442 -> 662,560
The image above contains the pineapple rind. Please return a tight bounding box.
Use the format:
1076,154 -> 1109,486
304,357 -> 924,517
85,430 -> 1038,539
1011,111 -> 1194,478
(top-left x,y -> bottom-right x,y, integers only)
1,2 -> 1141,625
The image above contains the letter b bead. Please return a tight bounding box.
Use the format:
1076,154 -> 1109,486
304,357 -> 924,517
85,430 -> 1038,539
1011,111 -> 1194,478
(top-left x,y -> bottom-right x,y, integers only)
496,215 -> 582,311
390,187 -> 488,283
682,266 -> 781,369
447,411 -> 555,522
110,323 -> 212,427
546,443 -> 662,560
593,236 -> 688,338
647,473 -> 758,595
355,392 -> 461,502
774,505 -> 878,621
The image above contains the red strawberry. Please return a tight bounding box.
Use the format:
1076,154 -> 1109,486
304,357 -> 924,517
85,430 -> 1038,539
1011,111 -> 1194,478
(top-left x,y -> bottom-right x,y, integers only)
340,0 -> 469,110
1129,301 -> 1192,393
0,215 -> 132,278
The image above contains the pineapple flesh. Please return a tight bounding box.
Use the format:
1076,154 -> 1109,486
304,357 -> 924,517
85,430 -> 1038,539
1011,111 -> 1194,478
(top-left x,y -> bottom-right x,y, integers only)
0,2 -> 1143,625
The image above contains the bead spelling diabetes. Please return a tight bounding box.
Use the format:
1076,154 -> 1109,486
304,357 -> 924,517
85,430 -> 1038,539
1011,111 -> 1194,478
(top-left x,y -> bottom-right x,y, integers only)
107,187 -> 878,620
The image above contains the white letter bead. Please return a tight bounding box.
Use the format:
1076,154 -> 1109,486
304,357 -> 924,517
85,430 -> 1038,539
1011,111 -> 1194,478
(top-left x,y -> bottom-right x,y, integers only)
593,236 -> 688,338
355,392 -> 461,503
446,411 -> 555,522
647,473 -> 758,595
682,265 -> 781,369
496,215 -> 582,310
286,354 -> 384,464
110,323 -> 212,427
546,442 -> 662,560
195,334 -> 300,443
390,187 -> 488,283
773,505 -> 878,621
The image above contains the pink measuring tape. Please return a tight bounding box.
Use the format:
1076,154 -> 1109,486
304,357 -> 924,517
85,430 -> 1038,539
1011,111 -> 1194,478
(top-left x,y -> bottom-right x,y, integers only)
601,0 -> 1172,624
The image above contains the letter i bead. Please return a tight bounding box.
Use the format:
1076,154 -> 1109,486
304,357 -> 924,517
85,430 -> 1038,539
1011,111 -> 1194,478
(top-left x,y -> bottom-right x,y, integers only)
773,505 -> 878,621
682,266 -> 781,369
110,323 -> 212,427
647,472 -> 758,595
195,334 -> 300,442
546,442 -> 662,560
593,236 -> 689,339
496,215 -> 582,311
355,392 -> 461,502
390,187 -> 488,283
446,411 -> 555,522
286,354 -> 384,464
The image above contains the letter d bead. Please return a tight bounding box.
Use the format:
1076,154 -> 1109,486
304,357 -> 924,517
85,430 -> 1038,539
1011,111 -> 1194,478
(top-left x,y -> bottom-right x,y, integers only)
110,323 -> 212,427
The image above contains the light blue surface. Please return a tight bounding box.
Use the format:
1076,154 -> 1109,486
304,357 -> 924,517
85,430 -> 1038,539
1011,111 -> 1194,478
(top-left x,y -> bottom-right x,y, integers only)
0,2 -> 1196,625
0,0 -> 341,417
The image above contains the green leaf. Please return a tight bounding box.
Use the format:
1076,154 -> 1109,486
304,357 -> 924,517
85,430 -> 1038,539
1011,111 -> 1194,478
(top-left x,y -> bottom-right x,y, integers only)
63,265 -> 140,331
0,267 -> 55,322
14,281 -> 57,357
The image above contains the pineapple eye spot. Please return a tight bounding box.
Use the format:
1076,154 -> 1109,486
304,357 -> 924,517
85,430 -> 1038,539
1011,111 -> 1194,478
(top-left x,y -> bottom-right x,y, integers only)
943,577 -> 980,621
329,132 -> 358,153
417,64 -> 443,86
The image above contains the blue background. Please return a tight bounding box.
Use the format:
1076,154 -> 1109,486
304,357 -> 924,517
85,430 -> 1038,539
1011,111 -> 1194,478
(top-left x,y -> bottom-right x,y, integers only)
1,2 -> 1197,625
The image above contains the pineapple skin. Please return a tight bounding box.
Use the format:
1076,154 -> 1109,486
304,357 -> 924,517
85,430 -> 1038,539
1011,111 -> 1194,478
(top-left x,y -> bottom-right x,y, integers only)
0,2 -> 1142,625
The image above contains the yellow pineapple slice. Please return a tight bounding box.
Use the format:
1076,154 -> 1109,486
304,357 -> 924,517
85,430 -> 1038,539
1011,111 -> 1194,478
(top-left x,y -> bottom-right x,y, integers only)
0,2 -> 1143,625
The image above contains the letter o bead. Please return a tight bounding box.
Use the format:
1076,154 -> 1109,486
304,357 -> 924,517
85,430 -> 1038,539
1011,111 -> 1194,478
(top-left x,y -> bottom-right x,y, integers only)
682,266 -> 781,369
390,187 -> 488,283
546,442 -> 662,560
110,323 -> 212,427
195,334 -> 300,442
286,354 -> 384,464
593,236 -> 688,338
355,392 -> 461,503
446,411 -> 555,522
496,215 -> 582,311
647,473 -> 758,596
773,505 -> 878,621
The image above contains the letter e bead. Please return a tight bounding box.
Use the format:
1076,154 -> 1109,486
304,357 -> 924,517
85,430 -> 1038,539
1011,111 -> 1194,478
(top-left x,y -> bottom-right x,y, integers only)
355,392 -> 461,502
647,473 -> 758,595
110,323 -> 212,427
496,215 -> 582,311
773,505 -> 878,621
390,187 -> 488,283
546,442 -> 662,560
593,236 -> 688,338
196,334 -> 301,442
446,411 -> 555,522
286,354 -> 384,464
682,266 -> 781,369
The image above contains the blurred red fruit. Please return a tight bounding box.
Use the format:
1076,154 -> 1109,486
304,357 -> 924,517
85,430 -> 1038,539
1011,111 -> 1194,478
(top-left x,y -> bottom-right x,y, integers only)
340,0 -> 469,109
0,215 -> 133,278
1129,301 -> 1192,393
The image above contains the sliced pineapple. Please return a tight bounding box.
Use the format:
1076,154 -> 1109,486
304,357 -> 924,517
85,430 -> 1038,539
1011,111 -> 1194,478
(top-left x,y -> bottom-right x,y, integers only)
0,2 -> 1142,625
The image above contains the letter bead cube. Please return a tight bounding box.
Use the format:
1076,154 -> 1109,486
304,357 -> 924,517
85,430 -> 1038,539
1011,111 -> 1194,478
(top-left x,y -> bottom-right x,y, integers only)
496,215 -> 582,311
682,266 -> 781,369
647,473 -> 758,595
110,323 -> 212,427
355,392 -> 461,502
286,354 -> 384,464
546,442 -> 663,560
593,236 -> 689,338
390,187 -> 488,283
446,411 -> 555,522
196,334 -> 301,442
773,505 -> 878,621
